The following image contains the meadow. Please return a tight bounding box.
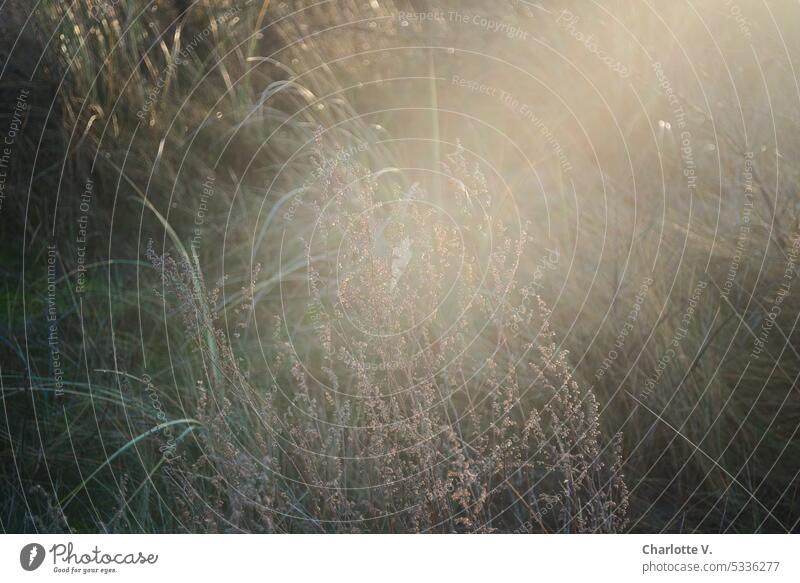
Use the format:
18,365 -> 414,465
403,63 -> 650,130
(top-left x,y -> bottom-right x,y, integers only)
1,0 -> 799,533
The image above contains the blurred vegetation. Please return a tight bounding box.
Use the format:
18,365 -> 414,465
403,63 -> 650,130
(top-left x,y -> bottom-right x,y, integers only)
1,0 -> 799,532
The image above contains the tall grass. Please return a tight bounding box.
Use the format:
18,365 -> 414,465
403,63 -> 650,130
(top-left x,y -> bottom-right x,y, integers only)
1,0 -> 799,532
